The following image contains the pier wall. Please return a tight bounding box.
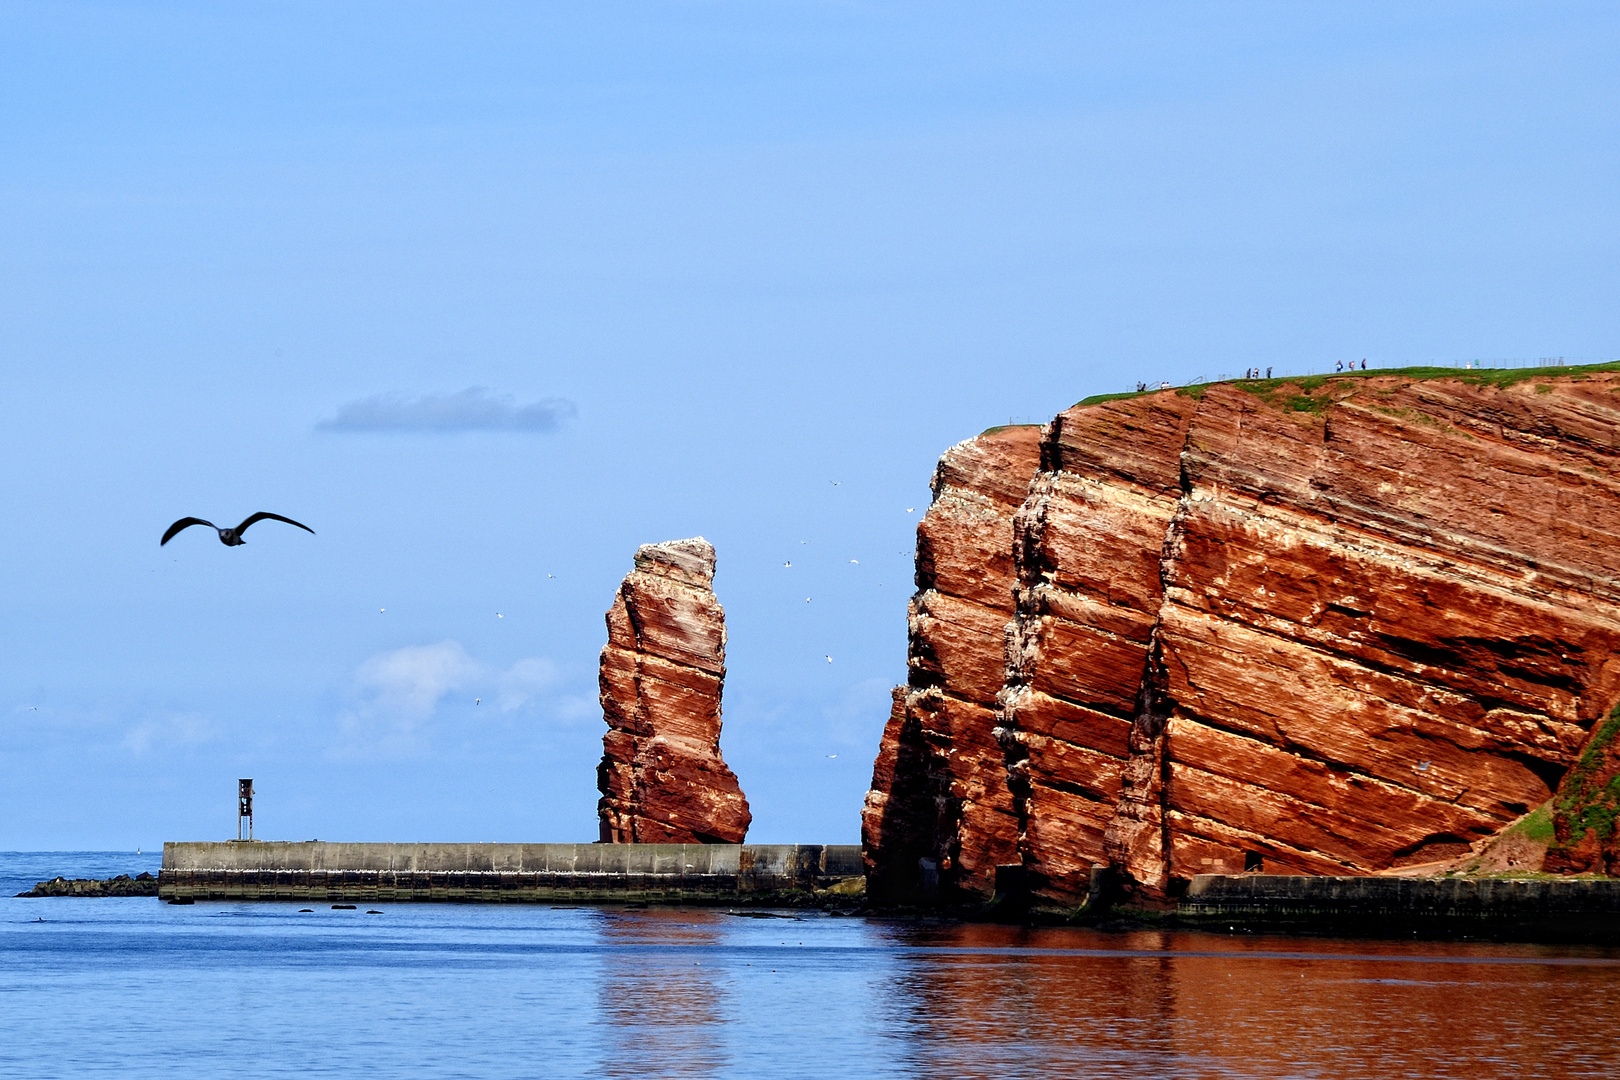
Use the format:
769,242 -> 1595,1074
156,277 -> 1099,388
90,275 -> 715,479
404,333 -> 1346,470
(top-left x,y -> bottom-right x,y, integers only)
159,842 -> 863,904
1175,874 -> 1620,940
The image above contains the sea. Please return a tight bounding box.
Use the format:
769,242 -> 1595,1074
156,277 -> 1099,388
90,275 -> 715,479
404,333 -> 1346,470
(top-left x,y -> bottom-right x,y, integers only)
3,852 -> 1619,1079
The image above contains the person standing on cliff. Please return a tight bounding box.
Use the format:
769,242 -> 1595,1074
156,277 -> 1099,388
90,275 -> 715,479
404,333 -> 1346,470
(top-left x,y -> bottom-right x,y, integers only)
1266,366 -> 1272,378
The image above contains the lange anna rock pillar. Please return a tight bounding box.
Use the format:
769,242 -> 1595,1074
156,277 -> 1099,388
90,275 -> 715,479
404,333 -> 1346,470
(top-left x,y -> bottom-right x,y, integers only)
596,537 -> 751,844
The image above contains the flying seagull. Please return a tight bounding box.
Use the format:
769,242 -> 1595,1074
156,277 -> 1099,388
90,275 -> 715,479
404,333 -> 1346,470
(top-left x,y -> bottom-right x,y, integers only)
161,512 -> 315,547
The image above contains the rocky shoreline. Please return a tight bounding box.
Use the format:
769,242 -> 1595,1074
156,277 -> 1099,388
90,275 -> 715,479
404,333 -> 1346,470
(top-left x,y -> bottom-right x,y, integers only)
17,873 -> 159,897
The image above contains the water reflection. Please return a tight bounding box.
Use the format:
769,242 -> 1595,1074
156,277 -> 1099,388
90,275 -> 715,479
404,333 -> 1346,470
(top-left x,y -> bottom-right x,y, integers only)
592,908 -> 732,1077
6,868 -> 1619,1080
869,922 -> 1620,1079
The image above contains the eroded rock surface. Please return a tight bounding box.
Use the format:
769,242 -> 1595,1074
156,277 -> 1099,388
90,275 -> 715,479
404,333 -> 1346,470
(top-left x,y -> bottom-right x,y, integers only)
1543,705 -> 1620,875
597,538 -> 751,844
862,426 -> 1041,905
867,369 -> 1620,910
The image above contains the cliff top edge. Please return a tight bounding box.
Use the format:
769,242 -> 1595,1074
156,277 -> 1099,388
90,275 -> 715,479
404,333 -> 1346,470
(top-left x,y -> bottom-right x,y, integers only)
1069,359 -> 1620,413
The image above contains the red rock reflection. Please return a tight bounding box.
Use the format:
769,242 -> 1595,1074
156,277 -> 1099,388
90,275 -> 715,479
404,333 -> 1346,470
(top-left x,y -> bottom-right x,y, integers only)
592,908 -> 732,1078
873,923 -> 1620,1079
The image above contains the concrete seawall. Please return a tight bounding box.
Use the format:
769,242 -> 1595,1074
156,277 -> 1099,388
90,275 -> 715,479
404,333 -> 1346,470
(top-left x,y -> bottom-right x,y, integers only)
160,842 -> 864,904
1174,874 -> 1620,940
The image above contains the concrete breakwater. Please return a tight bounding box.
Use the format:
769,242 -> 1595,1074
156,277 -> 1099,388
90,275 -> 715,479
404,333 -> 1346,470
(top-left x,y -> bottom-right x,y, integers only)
1170,874 -> 1620,941
159,842 -> 863,904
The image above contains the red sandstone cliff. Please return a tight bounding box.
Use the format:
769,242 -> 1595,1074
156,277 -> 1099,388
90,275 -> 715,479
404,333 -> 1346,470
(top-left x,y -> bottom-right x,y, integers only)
867,367 -> 1620,910
597,538 -> 751,844
862,426 -> 1041,905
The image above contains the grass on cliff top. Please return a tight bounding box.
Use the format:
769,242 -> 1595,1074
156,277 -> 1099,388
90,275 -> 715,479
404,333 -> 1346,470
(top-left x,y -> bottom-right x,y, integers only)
977,422 -> 1043,436
1070,359 -> 1620,411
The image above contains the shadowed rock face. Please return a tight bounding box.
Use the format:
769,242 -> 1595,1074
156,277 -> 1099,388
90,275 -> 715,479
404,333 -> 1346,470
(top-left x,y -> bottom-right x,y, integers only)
867,370 -> 1620,911
597,538 -> 751,844
862,426 -> 1042,906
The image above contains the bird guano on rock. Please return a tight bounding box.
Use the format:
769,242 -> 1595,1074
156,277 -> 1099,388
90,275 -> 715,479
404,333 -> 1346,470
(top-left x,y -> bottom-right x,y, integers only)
161,512 -> 315,547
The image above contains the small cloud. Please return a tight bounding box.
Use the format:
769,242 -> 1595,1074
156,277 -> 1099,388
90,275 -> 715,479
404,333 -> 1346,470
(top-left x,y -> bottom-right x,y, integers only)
317,387 -> 577,433
353,640 -> 481,724
497,657 -> 558,712
338,640 -> 481,753
124,712 -> 216,755
549,694 -> 597,723
336,642 -> 567,755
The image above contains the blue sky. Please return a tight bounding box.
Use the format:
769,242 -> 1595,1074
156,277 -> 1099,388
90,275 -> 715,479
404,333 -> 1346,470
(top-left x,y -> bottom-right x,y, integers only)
2,3 -> 1616,848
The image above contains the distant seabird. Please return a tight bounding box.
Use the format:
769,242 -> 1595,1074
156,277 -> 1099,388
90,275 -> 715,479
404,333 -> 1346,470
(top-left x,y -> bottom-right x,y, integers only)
161,512 -> 314,547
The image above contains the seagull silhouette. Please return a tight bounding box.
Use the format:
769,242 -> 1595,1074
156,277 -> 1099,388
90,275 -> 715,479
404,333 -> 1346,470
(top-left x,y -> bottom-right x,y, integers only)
161,512 -> 315,547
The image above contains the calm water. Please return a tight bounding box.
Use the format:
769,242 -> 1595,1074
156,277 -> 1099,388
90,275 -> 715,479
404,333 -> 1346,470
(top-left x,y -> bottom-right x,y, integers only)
3,853 -> 1619,1079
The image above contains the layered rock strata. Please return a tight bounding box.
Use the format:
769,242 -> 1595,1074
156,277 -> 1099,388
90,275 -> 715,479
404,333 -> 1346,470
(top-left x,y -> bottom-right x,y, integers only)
862,426 -> 1041,905
867,368 -> 1620,910
999,393 -> 1202,905
597,538 -> 751,844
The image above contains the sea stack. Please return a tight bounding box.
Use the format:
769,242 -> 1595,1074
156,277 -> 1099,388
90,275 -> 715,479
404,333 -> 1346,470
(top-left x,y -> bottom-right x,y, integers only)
596,537 -> 751,844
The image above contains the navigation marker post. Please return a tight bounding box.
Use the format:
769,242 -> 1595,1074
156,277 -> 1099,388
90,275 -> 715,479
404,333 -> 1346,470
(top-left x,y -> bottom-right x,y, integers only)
237,779 -> 254,841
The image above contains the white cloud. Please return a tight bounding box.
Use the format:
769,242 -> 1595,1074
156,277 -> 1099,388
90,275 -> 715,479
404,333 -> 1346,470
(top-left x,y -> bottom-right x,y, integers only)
317,387 -> 576,433
336,641 -> 566,754
497,657 -> 558,712
123,711 -> 216,755
354,640 -> 482,724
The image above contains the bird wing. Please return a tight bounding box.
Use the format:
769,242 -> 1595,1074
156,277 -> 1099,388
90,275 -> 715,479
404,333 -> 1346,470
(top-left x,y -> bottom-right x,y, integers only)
161,518 -> 215,545
235,512 -> 316,536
